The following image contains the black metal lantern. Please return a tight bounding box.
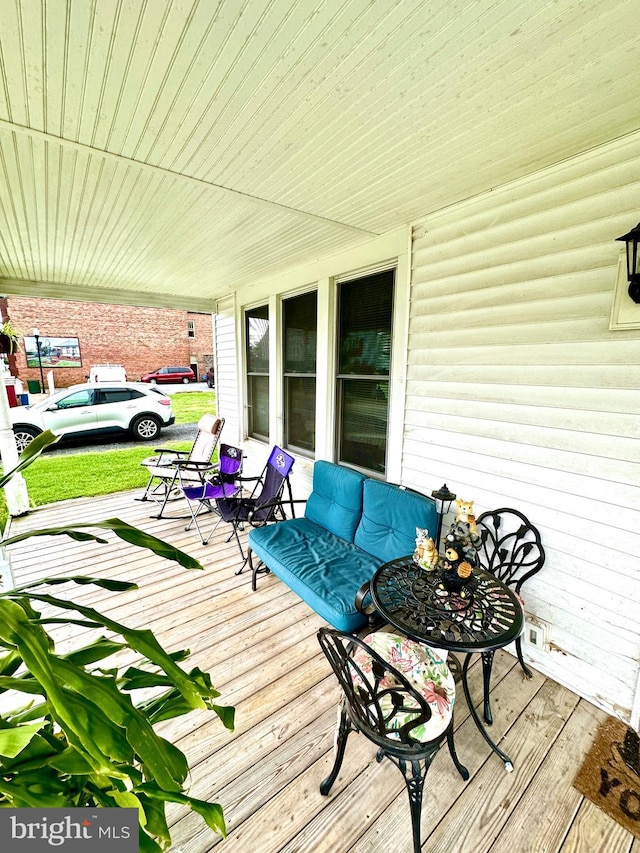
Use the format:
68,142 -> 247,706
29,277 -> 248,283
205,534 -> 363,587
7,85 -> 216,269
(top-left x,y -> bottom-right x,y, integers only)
616,221 -> 640,304
431,483 -> 456,544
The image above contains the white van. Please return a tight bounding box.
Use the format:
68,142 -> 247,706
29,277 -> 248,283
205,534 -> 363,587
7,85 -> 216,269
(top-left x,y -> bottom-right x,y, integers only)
87,364 -> 127,383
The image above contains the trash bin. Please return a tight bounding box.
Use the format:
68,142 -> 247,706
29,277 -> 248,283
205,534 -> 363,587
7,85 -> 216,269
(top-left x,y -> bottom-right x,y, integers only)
5,382 -> 17,407
18,393 -> 29,406
27,379 -> 41,394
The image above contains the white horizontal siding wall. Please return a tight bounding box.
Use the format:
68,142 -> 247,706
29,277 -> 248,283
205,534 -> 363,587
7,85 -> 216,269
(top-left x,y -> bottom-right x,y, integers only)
406,132 -> 640,727
214,295 -> 241,446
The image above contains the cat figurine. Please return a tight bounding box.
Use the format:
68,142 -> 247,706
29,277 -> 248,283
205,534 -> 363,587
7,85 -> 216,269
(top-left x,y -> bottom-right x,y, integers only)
413,527 -> 439,571
455,498 -> 478,535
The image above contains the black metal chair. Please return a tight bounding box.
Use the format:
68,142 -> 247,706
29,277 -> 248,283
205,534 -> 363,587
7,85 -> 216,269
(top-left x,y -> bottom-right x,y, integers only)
215,445 -> 295,573
317,628 -> 468,853
472,507 -> 546,724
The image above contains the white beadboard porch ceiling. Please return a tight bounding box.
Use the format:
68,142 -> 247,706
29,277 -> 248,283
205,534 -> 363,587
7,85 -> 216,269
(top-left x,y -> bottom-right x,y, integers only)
0,0 -> 637,311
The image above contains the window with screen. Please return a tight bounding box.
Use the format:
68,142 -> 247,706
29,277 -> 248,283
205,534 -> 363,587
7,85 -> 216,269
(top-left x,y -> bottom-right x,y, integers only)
283,291 -> 317,454
246,305 -> 270,440
187,320 -> 195,338
336,269 -> 394,474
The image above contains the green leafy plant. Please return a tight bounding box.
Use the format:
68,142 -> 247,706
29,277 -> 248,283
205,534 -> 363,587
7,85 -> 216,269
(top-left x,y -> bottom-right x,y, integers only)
0,317 -> 23,353
0,431 -> 234,851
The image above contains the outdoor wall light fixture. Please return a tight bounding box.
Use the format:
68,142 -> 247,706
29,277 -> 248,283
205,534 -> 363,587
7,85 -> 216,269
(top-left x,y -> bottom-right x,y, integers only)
431,483 -> 457,545
616,221 -> 640,304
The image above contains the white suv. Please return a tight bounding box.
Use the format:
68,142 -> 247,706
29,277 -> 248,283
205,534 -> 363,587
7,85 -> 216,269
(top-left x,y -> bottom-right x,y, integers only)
10,382 -> 175,452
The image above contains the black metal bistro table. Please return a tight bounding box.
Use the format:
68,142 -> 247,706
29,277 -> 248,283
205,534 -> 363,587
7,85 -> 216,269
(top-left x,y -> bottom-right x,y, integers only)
368,554 -> 524,771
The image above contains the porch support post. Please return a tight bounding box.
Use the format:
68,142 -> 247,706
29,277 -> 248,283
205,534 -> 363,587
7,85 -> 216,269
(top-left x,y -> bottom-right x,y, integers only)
0,366 -> 30,517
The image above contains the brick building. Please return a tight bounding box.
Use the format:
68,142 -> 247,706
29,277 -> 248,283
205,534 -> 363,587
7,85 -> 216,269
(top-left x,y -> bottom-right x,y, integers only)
0,295 -> 214,390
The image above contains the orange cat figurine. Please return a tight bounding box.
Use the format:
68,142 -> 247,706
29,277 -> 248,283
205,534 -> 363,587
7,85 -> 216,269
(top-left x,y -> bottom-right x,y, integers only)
455,499 -> 478,535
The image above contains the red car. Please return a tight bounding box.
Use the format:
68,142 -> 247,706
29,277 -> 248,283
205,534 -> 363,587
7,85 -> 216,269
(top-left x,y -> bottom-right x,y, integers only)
140,366 -> 194,384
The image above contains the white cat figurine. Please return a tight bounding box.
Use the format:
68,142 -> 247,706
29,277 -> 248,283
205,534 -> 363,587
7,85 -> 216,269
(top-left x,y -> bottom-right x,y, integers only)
413,527 -> 439,571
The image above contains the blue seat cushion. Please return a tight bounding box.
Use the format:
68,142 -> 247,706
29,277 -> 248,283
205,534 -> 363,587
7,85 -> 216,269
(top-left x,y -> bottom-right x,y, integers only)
304,461 -> 366,544
354,480 -> 439,563
248,518 -> 382,632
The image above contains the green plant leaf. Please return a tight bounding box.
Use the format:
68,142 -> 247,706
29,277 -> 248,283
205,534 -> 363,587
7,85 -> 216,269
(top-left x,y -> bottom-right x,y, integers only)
136,792 -> 170,840
0,439 -> 233,845
111,788 -> 144,813
0,600 -> 130,777
52,658 -> 188,790
61,636 -> 127,666
0,776 -> 69,807
20,592 -> 216,712
2,527 -> 110,548
0,649 -> 21,676
27,576 -> 138,592
143,692 -> 199,725
0,721 -> 45,757
0,676 -> 45,695
3,519 -> 202,571
47,747 -> 94,775
0,430 -> 60,489
138,782 -> 226,837
138,828 -> 164,853
94,518 -> 203,570
0,729 -> 65,773
211,704 -> 235,731
119,667 -> 173,690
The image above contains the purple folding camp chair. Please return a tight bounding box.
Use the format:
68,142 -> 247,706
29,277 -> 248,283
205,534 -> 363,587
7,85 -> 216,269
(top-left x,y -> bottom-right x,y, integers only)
175,443 -> 244,544
214,445 -> 295,572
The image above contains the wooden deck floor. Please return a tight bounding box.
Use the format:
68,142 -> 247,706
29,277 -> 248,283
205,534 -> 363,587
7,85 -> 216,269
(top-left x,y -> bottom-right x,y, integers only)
5,488 -> 638,853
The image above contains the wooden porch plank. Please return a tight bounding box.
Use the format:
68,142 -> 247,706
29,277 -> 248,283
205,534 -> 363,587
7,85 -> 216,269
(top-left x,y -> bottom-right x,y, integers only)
419,680 -> 581,852
3,489 -> 627,853
560,799 -> 635,853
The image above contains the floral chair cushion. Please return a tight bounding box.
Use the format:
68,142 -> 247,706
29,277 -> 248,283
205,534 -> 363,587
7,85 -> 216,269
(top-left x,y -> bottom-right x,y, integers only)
350,632 -> 456,743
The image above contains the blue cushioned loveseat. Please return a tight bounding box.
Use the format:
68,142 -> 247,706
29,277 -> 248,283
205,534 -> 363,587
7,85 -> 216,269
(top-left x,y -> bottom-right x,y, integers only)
247,461 -> 438,632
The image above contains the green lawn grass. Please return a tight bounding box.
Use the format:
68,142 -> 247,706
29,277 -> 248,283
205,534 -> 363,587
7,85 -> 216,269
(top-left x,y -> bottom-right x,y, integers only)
20,442 -> 192,507
1,390 -> 216,532
171,391 -> 216,424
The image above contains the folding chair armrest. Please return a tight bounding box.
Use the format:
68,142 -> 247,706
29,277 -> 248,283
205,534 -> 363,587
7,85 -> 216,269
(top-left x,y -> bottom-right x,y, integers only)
173,460 -> 218,470
234,474 -> 261,484
247,497 -> 307,524
141,448 -> 187,469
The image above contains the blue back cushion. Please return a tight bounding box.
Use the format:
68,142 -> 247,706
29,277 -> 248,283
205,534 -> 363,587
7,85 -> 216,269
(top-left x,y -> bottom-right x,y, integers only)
304,461 -> 366,543
354,480 -> 438,562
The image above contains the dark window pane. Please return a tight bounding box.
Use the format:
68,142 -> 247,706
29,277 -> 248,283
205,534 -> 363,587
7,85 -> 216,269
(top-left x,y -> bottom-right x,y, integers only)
338,379 -> 389,473
98,389 -> 136,404
285,376 -> 316,452
247,305 -> 269,373
338,270 -> 393,376
284,291 -> 317,374
249,375 -> 269,439
336,269 -> 394,475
